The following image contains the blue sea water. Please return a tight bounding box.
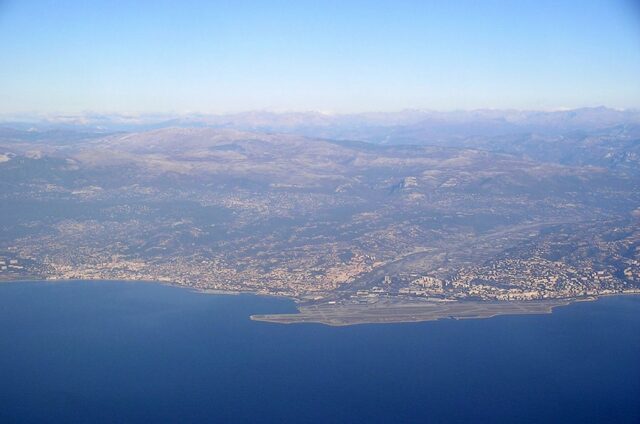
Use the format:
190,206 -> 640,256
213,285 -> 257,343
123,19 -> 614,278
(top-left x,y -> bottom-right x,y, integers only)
0,281 -> 639,424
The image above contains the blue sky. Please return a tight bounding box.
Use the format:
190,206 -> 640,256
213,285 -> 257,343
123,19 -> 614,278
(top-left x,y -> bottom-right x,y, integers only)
1,0 -> 639,113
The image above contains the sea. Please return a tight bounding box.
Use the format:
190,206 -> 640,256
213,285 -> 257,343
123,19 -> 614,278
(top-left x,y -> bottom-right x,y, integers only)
1,280 -> 638,423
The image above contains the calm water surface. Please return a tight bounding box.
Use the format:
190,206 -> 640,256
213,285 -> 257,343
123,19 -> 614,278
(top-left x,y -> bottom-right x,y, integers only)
1,281 -> 639,423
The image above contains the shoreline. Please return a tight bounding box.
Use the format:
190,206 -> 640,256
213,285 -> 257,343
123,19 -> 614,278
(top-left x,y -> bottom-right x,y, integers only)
2,277 -> 639,326
0,277 -> 295,301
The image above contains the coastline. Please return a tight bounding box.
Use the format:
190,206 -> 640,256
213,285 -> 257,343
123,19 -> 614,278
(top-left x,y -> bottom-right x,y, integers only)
0,277 -> 292,301
2,277 -> 639,326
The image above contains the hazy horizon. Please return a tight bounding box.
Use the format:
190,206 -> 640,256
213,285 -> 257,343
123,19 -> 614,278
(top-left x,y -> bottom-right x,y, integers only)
1,105 -> 638,120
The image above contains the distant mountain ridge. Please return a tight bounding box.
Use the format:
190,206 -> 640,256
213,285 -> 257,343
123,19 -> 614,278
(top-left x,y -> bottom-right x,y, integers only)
3,107 -> 639,135
2,107 -> 639,174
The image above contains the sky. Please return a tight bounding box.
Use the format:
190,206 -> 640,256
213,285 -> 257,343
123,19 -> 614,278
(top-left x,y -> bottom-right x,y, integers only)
1,0 -> 639,114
